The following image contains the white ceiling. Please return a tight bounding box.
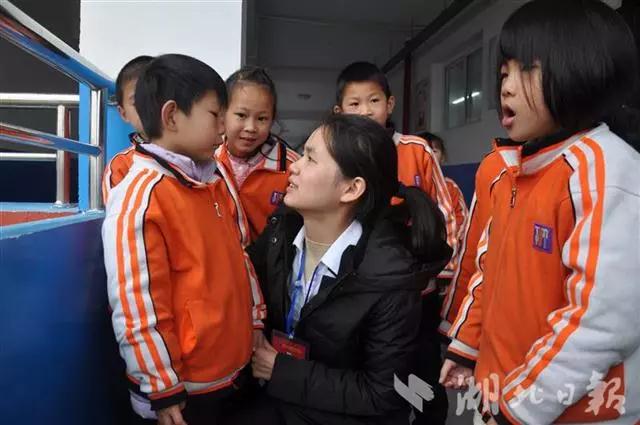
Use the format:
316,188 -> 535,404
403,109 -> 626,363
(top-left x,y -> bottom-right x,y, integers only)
248,0 -> 450,145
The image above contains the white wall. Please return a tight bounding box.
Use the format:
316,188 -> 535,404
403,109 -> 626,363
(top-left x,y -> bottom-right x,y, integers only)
79,0 -> 244,80
390,0 -> 529,165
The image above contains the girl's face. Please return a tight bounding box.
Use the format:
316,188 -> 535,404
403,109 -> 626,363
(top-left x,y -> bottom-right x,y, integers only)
284,128 -> 361,215
500,60 -> 559,142
335,81 -> 395,128
224,83 -> 274,158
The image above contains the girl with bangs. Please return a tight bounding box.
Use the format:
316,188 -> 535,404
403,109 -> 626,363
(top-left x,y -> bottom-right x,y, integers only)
439,1 -> 640,424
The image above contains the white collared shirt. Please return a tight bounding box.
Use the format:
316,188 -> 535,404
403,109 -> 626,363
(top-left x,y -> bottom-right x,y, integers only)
289,220 -> 363,326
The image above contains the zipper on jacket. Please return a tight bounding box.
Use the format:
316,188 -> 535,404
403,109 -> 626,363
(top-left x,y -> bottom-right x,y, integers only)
214,202 -> 222,217
510,186 -> 517,208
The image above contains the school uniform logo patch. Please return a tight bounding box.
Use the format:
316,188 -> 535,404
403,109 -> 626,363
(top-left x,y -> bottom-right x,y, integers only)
533,223 -> 553,254
414,175 -> 422,187
270,191 -> 284,206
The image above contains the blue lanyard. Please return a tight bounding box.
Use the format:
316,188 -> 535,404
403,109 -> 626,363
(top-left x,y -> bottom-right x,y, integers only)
285,247 -> 320,337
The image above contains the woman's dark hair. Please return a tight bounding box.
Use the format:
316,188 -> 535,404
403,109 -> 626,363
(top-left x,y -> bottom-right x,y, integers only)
418,131 -> 446,162
226,66 -> 278,117
115,55 -> 154,106
321,114 -> 448,260
135,54 -> 228,139
335,61 -> 392,106
496,0 -> 639,141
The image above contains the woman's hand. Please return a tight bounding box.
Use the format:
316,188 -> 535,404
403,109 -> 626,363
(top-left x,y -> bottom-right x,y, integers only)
157,402 -> 187,425
253,329 -> 267,350
439,359 -> 473,389
252,338 -> 278,381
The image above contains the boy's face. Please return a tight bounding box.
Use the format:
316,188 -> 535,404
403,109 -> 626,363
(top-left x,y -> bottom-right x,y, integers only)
117,78 -> 145,135
500,60 -> 558,142
334,81 -> 395,128
170,91 -> 225,162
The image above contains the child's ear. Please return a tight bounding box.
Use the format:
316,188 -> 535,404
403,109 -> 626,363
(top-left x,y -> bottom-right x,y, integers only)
340,176 -> 366,204
386,95 -> 396,116
161,100 -> 179,133
333,105 -> 343,114
117,105 -> 128,123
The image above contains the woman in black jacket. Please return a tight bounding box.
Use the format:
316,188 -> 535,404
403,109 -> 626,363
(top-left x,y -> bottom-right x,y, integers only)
237,114 -> 452,425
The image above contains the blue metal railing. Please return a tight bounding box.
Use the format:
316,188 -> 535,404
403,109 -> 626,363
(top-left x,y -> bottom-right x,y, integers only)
0,0 -> 113,210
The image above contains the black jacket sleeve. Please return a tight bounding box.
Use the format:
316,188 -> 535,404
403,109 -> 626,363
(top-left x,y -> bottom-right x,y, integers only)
266,290 -> 422,416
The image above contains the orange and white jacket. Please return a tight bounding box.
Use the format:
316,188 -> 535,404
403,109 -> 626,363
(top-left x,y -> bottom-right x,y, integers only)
445,124 -> 640,424
102,147 -> 266,409
445,177 -> 468,244
440,153 -> 504,334
393,132 -> 458,278
102,135 -> 250,248
102,132 -> 145,203
215,136 -> 299,245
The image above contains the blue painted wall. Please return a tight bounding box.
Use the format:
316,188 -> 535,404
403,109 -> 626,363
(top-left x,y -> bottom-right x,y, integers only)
0,218 -> 132,424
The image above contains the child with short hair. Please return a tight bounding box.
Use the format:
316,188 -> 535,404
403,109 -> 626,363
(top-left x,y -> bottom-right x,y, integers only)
440,1 -> 640,423
333,61 -> 458,279
215,66 -> 299,245
103,55 -> 153,201
102,54 -> 265,425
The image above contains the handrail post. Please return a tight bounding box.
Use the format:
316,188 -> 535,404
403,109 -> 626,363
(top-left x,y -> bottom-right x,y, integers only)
89,88 -> 106,210
55,105 -> 71,205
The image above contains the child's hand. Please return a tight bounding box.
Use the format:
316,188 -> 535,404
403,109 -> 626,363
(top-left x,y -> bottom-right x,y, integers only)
253,329 -> 267,350
157,402 -> 186,425
251,339 -> 278,381
439,359 -> 473,389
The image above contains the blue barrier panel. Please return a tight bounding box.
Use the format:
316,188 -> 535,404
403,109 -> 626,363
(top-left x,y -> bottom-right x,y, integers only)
0,215 -> 131,424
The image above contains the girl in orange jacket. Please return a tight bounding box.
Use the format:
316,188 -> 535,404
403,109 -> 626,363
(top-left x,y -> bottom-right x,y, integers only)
215,67 -> 299,245
440,2 -> 640,424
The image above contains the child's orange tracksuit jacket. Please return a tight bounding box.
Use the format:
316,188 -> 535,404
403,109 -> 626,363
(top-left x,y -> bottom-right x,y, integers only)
445,176 -> 469,245
102,134 -> 250,247
393,132 -> 458,279
102,146 -> 266,409
445,124 -> 640,424
215,137 -> 299,245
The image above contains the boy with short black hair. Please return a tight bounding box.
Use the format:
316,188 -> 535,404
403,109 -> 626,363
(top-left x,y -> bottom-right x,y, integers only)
103,54 -> 265,425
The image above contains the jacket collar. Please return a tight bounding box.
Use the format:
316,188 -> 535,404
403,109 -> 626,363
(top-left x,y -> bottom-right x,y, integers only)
134,144 -> 220,188
216,135 -> 287,173
494,124 -> 607,176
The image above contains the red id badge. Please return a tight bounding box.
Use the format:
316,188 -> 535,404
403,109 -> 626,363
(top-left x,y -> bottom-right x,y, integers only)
272,330 -> 309,360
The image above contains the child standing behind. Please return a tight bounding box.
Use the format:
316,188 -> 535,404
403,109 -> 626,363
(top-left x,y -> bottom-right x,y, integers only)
333,62 -> 457,279
215,67 -> 299,245
103,54 -> 265,425
103,55 -> 153,202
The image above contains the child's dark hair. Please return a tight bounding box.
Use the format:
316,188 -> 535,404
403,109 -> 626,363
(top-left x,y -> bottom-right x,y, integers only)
496,0 -> 639,140
226,66 -> 277,117
419,131 -> 446,162
135,54 -> 228,139
335,61 -> 392,106
321,114 -> 450,262
115,55 -> 154,106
